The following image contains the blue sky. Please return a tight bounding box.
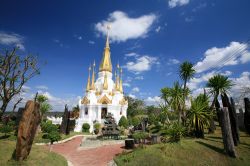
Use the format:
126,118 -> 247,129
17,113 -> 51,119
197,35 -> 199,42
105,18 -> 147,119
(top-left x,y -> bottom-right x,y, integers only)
0,0 -> 250,111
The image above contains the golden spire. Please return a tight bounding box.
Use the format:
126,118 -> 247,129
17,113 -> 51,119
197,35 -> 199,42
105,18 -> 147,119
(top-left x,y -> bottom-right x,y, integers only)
99,25 -> 112,72
115,64 -> 120,91
103,72 -> 108,90
91,61 -> 96,90
86,65 -> 91,92
119,68 -> 123,93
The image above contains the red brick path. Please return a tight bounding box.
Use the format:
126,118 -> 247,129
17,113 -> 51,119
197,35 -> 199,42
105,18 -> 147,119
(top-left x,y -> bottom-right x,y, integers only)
48,136 -> 124,166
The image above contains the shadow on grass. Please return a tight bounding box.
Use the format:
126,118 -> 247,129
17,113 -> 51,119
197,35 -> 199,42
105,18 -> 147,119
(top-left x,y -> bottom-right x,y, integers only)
196,141 -> 225,155
204,138 -> 222,143
207,136 -> 222,140
0,135 -> 10,139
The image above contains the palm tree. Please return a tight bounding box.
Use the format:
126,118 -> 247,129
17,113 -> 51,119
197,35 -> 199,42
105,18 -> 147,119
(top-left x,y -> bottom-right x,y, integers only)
179,61 -> 195,123
206,74 -> 233,132
207,74 -> 233,109
187,93 -> 212,138
179,61 -> 196,93
170,82 -> 184,124
160,87 -> 171,107
37,94 -> 52,121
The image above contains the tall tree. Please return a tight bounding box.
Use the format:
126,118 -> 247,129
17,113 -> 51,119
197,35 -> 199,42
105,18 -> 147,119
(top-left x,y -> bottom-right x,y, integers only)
36,94 -> 52,120
0,48 -> 39,119
160,87 -> 171,107
170,81 -> 184,124
207,74 -> 233,132
179,61 -> 195,123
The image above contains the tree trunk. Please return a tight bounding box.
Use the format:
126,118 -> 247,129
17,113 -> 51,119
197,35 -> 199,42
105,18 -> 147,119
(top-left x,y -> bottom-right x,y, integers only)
209,94 -> 219,133
230,97 -> 240,143
221,94 -> 238,146
0,102 -> 8,120
220,107 -> 237,157
244,98 -> 250,134
215,99 -> 221,126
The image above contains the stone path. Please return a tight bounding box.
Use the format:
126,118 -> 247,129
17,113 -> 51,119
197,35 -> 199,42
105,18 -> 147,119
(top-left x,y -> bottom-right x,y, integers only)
48,136 -> 124,166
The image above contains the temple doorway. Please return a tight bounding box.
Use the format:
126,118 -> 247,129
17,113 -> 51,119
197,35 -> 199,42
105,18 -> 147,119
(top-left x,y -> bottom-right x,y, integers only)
101,107 -> 107,119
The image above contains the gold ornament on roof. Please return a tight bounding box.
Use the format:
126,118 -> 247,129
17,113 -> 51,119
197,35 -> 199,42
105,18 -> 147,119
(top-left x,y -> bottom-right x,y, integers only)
119,98 -> 128,105
103,72 -> 108,90
81,96 -> 90,105
99,25 -> 112,72
90,61 -> 96,90
119,68 -> 123,93
86,65 -> 91,92
98,95 -> 112,104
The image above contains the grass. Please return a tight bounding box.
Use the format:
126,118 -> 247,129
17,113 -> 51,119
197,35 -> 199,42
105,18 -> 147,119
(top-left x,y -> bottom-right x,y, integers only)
34,131 -> 88,143
0,136 -> 67,166
114,128 -> 250,166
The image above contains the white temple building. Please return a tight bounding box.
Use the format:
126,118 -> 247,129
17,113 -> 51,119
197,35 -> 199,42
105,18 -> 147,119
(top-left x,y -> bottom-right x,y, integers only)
74,28 -> 128,132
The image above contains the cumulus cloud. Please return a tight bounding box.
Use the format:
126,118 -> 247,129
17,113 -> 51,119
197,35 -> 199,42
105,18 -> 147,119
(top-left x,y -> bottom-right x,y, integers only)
95,11 -> 157,42
128,94 -> 136,99
230,72 -> 250,97
194,41 -> 250,73
188,70 -> 232,96
124,55 -> 159,74
144,96 -> 163,106
88,40 -> 95,44
168,0 -> 190,8
123,83 -> 131,87
168,58 -> 180,65
132,87 -> 140,93
135,76 -> 144,80
0,32 -> 25,50
36,85 -> 49,90
155,26 -> 161,33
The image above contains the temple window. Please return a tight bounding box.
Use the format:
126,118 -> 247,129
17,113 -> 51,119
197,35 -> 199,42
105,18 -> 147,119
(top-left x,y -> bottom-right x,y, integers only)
85,107 -> 88,115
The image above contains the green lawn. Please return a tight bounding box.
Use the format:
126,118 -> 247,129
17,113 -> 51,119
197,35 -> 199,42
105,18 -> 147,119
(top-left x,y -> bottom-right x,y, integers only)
0,137 -> 67,166
34,131 -> 89,143
114,129 -> 250,166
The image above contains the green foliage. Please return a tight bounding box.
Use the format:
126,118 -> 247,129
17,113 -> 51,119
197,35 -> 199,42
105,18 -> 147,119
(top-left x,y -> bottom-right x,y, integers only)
131,116 -> 140,127
47,130 -> 61,144
82,123 -> 90,132
207,74 -> 233,96
179,61 -> 195,89
41,120 -> 58,133
187,94 -> 213,138
132,131 -> 149,142
118,116 -> 128,128
125,96 -> 145,117
0,124 -> 13,136
37,95 -> 48,103
93,123 -> 101,130
162,122 -> 186,143
40,103 -> 52,115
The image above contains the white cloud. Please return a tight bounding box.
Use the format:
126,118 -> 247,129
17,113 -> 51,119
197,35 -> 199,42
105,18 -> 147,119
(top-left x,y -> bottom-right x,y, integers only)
88,40 -> 95,44
125,52 -> 139,57
132,87 -> 140,93
188,70 -> 232,92
36,85 -> 49,90
128,94 -> 136,99
144,96 -> 162,106
230,71 -> 250,98
168,0 -> 190,8
22,85 -> 31,92
155,26 -> 161,33
194,41 -> 250,73
78,36 -> 82,40
168,58 -> 180,65
123,83 -> 131,87
135,76 -> 144,80
0,32 -> 25,50
125,55 -> 158,74
95,11 -> 157,42
185,17 -> 193,22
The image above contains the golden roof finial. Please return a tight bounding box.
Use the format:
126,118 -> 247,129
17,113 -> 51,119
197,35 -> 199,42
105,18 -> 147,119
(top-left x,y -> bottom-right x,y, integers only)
119,68 -> 123,93
103,72 -> 108,90
115,64 -> 120,91
86,65 -> 91,92
91,61 -> 96,90
99,25 -> 112,72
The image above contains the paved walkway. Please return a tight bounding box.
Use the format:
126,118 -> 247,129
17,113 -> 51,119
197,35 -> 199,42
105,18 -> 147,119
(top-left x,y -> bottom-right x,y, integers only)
48,136 -> 124,166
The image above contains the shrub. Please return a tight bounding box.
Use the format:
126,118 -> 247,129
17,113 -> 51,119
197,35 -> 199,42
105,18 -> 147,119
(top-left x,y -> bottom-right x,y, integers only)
93,123 -> 101,134
132,131 -> 149,144
131,117 -> 140,127
82,123 -> 90,133
0,124 -> 12,136
118,116 -> 128,128
48,130 -> 61,144
41,120 -> 58,133
163,122 -> 186,143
